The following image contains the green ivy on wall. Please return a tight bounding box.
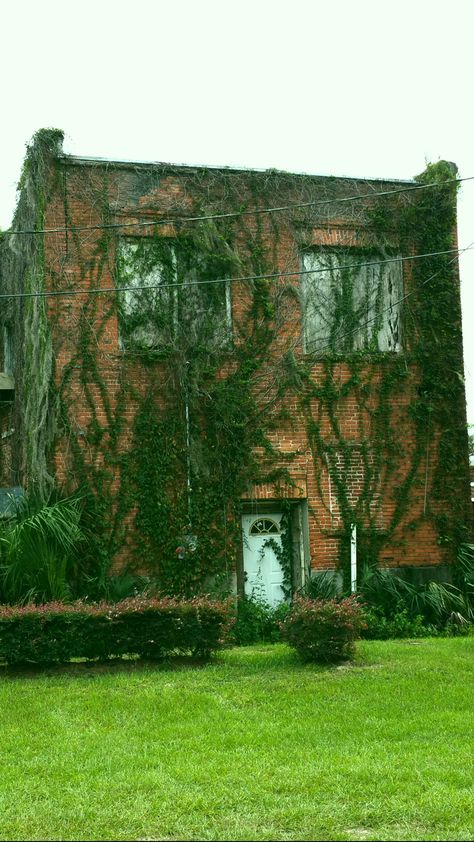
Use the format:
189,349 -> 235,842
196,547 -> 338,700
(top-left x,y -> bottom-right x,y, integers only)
1,130 -> 470,597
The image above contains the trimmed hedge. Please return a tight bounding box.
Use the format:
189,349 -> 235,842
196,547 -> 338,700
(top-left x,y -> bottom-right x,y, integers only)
280,596 -> 366,663
0,597 -> 234,665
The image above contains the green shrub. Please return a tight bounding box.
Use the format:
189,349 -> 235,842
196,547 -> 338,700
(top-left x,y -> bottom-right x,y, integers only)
361,605 -> 435,639
100,573 -> 153,603
444,613 -> 474,636
0,493 -> 85,604
454,543 -> 474,621
232,595 -> 289,645
302,571 -> 340,600
359,565 -> 471,629
0,596 -> 234,666
280,596 -> 366,663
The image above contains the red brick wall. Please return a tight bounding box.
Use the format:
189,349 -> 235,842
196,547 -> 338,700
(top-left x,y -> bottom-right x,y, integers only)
36,160 -> 470,575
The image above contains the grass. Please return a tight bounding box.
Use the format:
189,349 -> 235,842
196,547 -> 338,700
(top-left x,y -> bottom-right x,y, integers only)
0,639 -> 473,841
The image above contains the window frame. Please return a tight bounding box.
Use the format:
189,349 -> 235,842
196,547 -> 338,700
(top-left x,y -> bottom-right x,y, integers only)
300,246 -> 403,356
115,235 -> 233,352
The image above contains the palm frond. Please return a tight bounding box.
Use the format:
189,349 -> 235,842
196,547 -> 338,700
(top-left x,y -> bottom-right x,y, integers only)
0,494 -> 84,604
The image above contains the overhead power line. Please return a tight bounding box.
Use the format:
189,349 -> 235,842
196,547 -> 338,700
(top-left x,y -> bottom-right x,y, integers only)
0,245 -> 470,302
4,175 -> 473,237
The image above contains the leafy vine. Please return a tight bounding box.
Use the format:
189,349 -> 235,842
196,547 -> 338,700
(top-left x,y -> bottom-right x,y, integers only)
0,131 -> 470,597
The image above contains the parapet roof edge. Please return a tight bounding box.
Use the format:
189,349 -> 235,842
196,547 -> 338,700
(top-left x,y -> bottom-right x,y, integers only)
60,153 -> 416,185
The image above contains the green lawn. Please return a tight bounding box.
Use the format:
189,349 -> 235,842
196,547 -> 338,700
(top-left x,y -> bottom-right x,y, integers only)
0,639 -> 473,841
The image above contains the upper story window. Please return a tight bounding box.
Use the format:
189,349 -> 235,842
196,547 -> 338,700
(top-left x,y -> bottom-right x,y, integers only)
116,237 -> 232,351
117,238 -> 176,350
301,249 -> 402,354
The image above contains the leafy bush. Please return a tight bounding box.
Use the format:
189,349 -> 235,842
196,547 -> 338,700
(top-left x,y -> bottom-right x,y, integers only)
0,597 -> 234,666
0,493 -> 84,604
232,595 -> 289,645
97,573 -> 153,603
454,543 -> 474,621
359,565 -> 472,629
280,596 -> 366,663
303,570 -> 340,601
362,606 -> 434,639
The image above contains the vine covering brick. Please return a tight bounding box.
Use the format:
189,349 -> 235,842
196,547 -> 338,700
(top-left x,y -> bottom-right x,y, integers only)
0,130 -> 470,597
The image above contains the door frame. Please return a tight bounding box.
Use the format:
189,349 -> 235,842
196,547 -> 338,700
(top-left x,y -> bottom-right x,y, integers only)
237,499 -> 310,599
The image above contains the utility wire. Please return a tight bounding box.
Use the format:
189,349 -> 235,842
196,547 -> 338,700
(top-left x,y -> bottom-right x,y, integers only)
4,175 -> 473,237
0,245 -> 471,302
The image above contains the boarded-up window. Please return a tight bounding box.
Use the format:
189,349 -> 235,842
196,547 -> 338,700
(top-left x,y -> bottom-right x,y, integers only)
302,250 -> 402,354
117,238 -> 176,349
116,237 -> 232,350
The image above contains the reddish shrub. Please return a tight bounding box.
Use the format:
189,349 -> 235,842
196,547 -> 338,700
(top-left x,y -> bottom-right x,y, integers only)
0,596 -> 235,666
280,596 -> 366,663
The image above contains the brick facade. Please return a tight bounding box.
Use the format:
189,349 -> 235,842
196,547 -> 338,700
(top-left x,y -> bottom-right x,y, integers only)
0,130 -> 471,589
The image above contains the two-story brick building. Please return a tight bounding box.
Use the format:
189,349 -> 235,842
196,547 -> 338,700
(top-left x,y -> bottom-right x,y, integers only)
0,129 -> 471,600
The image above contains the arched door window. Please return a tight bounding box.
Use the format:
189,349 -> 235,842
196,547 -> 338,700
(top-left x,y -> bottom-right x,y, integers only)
249,518 -> 281,536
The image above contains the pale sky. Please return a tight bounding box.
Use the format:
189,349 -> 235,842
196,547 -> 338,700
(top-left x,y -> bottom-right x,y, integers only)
2,0 -> 474,422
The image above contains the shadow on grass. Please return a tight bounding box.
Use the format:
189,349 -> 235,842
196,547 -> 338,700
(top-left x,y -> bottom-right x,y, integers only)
0,653 -> 212,680
211,643 -> 378,676
0,641 -> 380,681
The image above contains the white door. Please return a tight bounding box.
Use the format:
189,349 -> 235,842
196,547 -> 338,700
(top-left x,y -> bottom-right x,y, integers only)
241,513 -> 286,607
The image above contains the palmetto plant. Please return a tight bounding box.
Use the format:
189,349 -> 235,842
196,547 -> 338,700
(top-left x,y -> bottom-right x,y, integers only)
454,542 -> 474,621
359,560 -> 474,626
304,550 -> 474,630
0,493 -> 84,604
